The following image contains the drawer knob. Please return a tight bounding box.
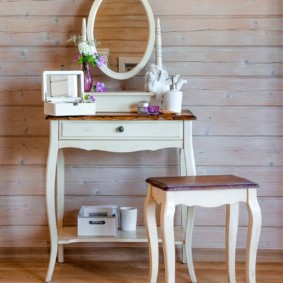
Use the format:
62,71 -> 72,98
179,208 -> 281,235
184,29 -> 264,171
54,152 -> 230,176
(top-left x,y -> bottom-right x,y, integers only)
118,126 -> 124,133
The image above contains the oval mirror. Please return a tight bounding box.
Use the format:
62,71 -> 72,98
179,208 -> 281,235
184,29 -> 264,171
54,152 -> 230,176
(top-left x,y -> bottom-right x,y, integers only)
87,0 -> 155,80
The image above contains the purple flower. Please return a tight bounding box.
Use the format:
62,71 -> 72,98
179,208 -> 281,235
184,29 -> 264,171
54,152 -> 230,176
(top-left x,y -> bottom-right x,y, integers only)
74,53 -> 79,62
89,94 -> 95,102
84,94 -> 95,103
96,55 -> 106,68
94,82 -> 106,92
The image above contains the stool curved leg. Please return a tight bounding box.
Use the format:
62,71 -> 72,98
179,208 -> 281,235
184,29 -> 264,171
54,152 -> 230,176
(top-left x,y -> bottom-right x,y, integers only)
144,185 -> 159,283
185,206 -> 197,283
161,197 -> 176,283
246,190 -> 262,283
226,203 -> 239,283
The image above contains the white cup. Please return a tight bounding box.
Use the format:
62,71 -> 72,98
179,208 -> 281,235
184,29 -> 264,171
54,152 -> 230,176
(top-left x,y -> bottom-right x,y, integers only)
164,90 -> 183,114
120,207 -> 137,231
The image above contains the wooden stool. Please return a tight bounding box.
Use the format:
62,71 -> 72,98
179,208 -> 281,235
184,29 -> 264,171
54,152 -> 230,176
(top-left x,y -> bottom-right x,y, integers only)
144,175 -> 262,283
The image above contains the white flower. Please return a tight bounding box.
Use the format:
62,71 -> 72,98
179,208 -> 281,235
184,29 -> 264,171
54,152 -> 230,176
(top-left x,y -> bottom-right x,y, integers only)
78,42 -> 92,56
67,34 -> 103,66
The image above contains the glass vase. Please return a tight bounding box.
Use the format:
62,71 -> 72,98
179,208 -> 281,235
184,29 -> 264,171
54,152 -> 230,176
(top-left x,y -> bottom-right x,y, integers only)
82,63 -> 93,92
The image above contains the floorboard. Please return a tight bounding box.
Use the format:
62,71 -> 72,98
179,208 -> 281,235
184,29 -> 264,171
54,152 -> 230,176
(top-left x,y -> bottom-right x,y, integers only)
0,260 -> 282,283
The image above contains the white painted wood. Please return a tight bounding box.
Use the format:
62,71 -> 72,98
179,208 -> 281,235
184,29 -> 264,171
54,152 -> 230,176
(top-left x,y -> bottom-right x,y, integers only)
44,102 -> 96,117
42,71 -> 84,102
185,206 -> 197,283
154,189 -> 247,208
45,121 -> 59,283
145,185 -> 261,283
81,18 -> 87,42
246,189 -> 262,283
155,17 -> 163,69
94,91 -> 155,112
87,0 -> 155,80
59,139 -> 183,152
147,186 -> 198,282
225,203 -> 239,283
45,117 -> 196,282
183,121 -> 196,176
144,185 -> 159,283
180,121 -> 197,268
42,71 -> 96,116
58,226 -> 185,245
160,197 -> 176,283
60,120 -> 183,140
77,207 -> 117,236
57,149 -> 65,263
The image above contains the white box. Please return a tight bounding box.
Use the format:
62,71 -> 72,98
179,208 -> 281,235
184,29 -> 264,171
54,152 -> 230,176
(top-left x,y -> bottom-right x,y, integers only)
42,70 -> 96,116
78,206 -> 118,236
94,91 -> 156,112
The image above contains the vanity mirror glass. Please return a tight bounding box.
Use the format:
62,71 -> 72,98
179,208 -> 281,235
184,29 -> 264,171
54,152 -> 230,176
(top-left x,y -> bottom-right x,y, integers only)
87,0 -> 155,80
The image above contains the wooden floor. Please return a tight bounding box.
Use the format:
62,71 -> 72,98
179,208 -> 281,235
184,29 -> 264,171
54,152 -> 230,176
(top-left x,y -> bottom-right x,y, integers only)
0,260 -> 282,283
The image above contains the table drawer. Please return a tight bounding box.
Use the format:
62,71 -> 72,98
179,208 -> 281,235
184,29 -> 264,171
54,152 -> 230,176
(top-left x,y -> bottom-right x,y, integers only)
59,121 -> 183,140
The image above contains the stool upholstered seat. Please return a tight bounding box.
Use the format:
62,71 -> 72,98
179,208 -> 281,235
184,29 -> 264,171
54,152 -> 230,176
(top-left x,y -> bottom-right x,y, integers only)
144,175 -> 262,283
146,175 -> 259,191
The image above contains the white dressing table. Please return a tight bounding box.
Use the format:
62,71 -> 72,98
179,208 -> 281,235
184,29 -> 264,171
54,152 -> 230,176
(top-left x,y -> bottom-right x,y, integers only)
44,1 -> 197,281
45,110 -> 196,282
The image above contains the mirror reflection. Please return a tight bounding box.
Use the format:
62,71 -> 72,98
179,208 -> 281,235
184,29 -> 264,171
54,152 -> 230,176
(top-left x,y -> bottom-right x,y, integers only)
93,0 -> 149,73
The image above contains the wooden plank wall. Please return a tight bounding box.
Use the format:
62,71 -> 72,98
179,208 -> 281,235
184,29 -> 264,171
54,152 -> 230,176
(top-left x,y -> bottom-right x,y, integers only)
0,0 -> 282,255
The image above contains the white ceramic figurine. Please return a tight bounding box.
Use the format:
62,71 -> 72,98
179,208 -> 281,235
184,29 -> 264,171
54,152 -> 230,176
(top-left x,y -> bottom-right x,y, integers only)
144,64 -> 170,94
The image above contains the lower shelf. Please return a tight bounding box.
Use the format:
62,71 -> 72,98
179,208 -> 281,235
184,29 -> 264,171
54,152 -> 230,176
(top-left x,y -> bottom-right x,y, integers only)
58,226 -> 186,245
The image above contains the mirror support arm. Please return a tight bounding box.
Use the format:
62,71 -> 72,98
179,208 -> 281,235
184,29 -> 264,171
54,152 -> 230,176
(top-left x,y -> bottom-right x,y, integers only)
155,18 -> 163,69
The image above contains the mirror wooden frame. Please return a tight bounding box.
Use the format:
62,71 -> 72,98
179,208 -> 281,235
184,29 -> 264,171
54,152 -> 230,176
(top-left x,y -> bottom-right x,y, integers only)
87,0 -> 155,80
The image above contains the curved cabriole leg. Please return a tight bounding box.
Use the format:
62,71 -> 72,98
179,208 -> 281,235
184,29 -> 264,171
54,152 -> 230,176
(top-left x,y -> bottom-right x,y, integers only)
246,189 -> 262,283
57,149 -> 65,263
226,203 -> 239,283
185,206 -> 197,283
45,121 -> 59,283
161,195 -> 176,283
45,245 -> 57,283
181,122 -> 197,269
144,185 -> 159,283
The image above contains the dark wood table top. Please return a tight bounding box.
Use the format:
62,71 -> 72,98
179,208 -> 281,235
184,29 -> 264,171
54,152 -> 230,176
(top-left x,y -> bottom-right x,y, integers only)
46,109 -> 197,121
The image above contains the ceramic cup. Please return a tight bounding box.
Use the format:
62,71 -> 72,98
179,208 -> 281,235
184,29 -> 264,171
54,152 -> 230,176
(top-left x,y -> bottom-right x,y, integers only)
120,207 -> 138,231
164,90 -> 183,114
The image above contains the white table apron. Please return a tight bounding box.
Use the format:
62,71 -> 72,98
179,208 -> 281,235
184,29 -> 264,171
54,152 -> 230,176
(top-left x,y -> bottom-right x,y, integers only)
45,112 -> 196,283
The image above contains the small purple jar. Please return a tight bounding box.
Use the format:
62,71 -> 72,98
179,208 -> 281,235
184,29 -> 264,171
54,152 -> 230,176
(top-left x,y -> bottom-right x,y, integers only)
148,105 -> 160,114
137,101 -> 149,114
